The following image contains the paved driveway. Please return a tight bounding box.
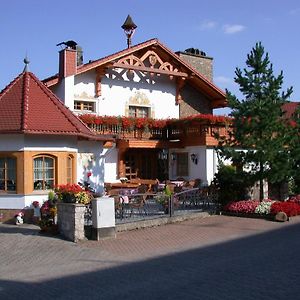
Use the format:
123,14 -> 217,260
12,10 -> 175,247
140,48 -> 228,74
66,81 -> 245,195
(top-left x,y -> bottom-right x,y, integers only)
1,215 -> 300,299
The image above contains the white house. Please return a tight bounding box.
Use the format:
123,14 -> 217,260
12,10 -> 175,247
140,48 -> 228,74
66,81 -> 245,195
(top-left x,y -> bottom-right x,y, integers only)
43,37 -> 228,186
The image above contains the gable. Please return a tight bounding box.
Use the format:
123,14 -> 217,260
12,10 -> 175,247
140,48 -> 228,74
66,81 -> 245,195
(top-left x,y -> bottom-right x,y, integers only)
43,39 -> 227,109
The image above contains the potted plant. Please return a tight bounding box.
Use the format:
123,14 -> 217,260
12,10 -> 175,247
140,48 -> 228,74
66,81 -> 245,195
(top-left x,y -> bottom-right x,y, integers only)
38,192 -> 58,234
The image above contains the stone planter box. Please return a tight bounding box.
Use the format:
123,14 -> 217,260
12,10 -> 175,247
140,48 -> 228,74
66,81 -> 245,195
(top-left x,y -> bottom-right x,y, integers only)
57,203 -> 86,242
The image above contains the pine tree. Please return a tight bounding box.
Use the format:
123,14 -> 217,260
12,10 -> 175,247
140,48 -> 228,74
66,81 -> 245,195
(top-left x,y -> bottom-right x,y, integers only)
216,42 -> 294,201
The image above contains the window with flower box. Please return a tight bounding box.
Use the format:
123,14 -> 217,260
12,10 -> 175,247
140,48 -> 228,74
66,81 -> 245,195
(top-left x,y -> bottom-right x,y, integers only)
0,157 -> 16,192
33,155 -> 55,190
129,106 -> 150,118
74,100 -> 95,112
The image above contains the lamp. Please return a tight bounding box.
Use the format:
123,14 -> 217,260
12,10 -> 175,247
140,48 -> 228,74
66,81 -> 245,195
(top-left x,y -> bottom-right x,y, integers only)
190,153 -> 198,165
121,15 -> 137,48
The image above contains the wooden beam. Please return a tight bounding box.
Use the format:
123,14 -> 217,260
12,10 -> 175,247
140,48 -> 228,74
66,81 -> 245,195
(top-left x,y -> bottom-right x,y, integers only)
112,62 -> 188,78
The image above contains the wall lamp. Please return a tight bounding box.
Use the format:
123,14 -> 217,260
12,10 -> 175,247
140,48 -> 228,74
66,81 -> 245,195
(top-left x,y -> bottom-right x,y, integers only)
191,153 -> 198,165
171,153 -> 176,161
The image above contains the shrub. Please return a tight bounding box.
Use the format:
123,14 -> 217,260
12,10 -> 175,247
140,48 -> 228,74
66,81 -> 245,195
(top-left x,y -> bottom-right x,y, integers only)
270,201 -> 300,217
224,200 -> 260,214
255,200 -> 275,215
288,194 -> 300,204
213,164 -> 253,207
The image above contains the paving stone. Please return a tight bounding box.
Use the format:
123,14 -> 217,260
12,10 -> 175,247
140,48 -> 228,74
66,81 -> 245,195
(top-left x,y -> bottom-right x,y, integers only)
1,215 -> 300,299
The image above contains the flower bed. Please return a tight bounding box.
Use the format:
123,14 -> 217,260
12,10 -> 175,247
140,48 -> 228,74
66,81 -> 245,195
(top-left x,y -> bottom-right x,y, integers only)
223,197 -> 300,220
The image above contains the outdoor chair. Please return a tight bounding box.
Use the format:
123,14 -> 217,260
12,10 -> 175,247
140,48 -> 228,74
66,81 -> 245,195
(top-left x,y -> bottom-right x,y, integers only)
128,184 -> 149,217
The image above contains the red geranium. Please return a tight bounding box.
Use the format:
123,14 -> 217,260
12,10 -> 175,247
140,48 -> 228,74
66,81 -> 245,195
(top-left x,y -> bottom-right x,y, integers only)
270,201 -> 300,217
224,200 -> 260,214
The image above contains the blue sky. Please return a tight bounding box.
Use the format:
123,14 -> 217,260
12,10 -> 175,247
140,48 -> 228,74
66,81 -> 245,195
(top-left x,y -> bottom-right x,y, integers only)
1,0 -> 299,115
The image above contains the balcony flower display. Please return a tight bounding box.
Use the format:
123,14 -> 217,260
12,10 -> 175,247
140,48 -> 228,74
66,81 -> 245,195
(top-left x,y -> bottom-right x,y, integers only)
79,113 -> 231,132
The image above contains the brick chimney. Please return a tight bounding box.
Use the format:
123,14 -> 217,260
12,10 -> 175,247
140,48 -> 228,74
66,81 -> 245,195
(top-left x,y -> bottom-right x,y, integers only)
176,48 -> 213,82
59,48 -> 77,79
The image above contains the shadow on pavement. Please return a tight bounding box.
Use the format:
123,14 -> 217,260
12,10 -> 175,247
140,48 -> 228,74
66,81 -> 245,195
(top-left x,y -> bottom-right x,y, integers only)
1,221 -> 300,299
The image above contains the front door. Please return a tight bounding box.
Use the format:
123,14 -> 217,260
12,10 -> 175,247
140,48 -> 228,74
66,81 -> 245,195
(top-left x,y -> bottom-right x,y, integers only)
124,149 -> 169,181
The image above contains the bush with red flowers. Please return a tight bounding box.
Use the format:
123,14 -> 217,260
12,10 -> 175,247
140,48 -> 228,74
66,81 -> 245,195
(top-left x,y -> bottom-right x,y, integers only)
223,197 -> 300,219
270,201 -> 300,217
224,200 -> 260,214
288,194 -> 300,204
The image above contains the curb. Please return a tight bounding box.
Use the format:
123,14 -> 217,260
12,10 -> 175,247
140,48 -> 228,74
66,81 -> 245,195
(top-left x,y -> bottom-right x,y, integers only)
116,211 -> 211,232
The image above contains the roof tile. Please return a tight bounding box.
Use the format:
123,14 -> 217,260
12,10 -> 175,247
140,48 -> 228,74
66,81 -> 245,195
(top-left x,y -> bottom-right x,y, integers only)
0,71 -> 112,141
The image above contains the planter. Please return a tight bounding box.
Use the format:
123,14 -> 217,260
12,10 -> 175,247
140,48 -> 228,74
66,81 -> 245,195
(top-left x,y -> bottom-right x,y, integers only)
57,203 -> 86,242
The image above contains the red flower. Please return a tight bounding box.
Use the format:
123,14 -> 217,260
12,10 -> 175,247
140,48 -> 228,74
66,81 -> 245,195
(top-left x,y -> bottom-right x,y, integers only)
270,201 -> 300,217
87,171 -> 92,177
224,200 -> 260,214
32,201 -> 40,208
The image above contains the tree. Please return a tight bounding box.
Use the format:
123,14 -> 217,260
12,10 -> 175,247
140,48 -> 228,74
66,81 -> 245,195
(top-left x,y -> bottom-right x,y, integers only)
216,42 -> 295,201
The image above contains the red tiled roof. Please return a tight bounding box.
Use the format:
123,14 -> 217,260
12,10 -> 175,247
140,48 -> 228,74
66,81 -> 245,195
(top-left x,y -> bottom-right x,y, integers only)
282,102 -> 299,118
0,71 -> 113,141
43,38 -> 226,106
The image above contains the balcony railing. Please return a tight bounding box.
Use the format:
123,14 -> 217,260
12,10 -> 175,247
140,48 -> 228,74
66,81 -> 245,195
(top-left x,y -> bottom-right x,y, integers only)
87,122 -> 230,145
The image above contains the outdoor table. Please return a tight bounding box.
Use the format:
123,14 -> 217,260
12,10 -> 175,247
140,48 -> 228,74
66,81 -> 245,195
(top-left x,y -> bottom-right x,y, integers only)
108,182 -> 140,189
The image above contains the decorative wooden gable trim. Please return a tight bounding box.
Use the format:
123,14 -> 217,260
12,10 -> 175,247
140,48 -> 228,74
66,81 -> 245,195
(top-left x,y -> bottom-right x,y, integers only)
95,67 -> 107,97
112,50 -> 188,79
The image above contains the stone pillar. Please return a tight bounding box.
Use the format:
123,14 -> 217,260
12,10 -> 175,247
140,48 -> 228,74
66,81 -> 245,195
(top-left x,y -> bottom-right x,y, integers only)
57,203 -> 86,242
92,197 -> 116,240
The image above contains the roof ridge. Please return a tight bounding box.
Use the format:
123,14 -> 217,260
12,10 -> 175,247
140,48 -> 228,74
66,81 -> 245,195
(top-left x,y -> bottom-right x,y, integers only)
21,72 -> 30,130
0,73 -> 23,98
155,40 -> 226,97
75,38 -> 158,74
43,38 -> 159,85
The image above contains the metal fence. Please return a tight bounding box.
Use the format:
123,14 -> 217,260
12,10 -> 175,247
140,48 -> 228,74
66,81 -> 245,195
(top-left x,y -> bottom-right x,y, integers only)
114,187 -> 218,224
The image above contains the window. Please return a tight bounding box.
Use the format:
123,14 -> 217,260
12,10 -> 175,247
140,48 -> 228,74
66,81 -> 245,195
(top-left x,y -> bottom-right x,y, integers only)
33,156 -> 55,190
176,153 -> 188,177
74,100 -> 95,112
129,106 -> 150,118
66,155 -> 73,184
0,157 -> 16,192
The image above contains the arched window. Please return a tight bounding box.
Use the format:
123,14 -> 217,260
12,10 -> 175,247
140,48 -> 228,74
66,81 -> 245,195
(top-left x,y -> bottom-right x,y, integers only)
66,155 -> 73,184
0,157 -> 16,192
33,156 -> 55,190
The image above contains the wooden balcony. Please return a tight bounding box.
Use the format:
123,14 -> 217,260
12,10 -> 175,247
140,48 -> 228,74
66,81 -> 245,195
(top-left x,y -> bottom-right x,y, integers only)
88,122 -> 230,147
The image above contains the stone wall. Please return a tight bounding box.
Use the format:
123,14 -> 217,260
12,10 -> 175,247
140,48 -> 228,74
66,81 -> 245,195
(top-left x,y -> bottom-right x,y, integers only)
180,84 -> 212,117
57,203 -> 85,242
176,51 -> 213,82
